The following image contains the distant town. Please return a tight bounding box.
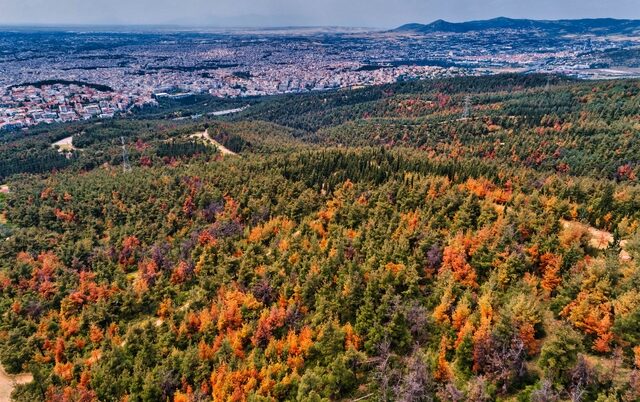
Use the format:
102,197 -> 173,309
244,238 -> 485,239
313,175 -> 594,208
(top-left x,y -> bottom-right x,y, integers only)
2,19 -> 640,130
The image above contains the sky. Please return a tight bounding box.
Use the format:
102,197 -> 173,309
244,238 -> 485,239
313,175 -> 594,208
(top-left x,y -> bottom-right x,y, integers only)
0,0 -> 639,28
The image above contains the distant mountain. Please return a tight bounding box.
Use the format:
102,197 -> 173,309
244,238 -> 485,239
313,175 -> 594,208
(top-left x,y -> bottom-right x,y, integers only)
394,17 -> 640,35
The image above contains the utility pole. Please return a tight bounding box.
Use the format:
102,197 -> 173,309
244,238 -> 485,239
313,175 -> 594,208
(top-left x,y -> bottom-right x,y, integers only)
121,136 -> 131,172
462,95 -> 472,119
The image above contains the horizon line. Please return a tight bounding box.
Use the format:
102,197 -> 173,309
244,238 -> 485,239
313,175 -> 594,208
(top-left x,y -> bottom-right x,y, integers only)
0,16 -> 638,32
0,23 -> 383,31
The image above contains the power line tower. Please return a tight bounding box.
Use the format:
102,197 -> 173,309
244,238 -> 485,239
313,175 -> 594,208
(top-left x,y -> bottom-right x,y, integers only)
545,76 -> 552,92
120,136 -> 131,172
462,95 -> 472,119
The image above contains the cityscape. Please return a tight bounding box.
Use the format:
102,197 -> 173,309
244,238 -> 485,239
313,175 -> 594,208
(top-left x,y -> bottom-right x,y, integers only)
2,20 -> 640,130
0,83 -> 156,131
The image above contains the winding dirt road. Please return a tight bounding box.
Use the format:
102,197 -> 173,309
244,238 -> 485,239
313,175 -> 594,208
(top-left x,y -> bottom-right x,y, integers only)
190,129 -> 238,156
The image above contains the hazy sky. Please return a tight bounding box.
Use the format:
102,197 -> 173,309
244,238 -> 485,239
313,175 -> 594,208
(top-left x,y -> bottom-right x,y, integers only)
1,0 -> 639,28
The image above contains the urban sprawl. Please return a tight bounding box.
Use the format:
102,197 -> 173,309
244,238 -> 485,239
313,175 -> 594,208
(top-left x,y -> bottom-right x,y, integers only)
2,26 -> 640,130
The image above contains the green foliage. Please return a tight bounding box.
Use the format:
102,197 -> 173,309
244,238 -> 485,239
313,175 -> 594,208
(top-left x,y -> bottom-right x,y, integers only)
3,74 -> 640,401
538,324 -> 583,380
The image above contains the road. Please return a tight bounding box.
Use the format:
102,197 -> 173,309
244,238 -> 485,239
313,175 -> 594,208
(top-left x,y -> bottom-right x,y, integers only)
208,106 -> 249,117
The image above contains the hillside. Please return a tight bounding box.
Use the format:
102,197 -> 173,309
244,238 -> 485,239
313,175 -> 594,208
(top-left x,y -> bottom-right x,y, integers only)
2,74 -> 640,401
394,17 -> 640,35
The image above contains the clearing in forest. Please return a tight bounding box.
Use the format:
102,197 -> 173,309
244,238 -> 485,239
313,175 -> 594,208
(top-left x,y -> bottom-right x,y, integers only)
0,365 -> 32,402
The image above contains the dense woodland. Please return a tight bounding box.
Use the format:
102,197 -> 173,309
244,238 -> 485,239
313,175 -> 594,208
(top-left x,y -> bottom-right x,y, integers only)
1,74 -> 640,401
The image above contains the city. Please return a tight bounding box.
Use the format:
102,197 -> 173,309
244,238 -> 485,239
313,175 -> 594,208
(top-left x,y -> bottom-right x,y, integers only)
2,19 -> 640,130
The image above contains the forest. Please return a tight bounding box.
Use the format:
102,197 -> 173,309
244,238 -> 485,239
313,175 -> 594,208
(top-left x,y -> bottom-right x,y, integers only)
1,74 -> 640,401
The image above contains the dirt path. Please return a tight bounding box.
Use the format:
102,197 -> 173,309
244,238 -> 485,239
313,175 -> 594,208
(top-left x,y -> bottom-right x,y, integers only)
0,365 -> 33,402
190,130 -> 238,156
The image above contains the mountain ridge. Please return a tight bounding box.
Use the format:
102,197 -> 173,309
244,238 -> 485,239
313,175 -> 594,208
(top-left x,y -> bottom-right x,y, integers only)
394,17 -> 640,35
